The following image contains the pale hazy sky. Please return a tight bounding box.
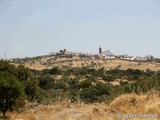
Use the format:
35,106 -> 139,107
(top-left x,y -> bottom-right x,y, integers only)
0,0 -> 160,58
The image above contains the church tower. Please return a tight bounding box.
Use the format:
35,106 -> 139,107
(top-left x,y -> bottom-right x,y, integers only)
99,46 -> 102,54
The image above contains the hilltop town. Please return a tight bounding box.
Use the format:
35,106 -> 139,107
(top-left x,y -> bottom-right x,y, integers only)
48,47 -> 156,61
7,47 -> 160,72
10,47 -> 157,62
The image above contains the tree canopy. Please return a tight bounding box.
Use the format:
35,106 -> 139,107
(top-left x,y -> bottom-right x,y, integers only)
0,73 -> 24,118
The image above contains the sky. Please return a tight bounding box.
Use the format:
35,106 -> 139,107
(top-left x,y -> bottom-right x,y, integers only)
0,0 -> 160,58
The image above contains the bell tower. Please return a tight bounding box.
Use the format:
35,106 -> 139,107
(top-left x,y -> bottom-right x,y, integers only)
99,46 -> 102,54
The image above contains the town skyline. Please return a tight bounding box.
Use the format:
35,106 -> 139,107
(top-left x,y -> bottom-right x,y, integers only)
3,47 -> 157,61
0,46 -> 159,59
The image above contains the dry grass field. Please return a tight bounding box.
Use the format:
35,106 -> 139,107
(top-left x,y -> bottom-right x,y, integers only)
4,91 -> 160,120
18,58 -> 160,71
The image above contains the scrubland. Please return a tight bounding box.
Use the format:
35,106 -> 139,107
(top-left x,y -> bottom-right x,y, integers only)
5,91 -> 160,120
1,58 -> 160,120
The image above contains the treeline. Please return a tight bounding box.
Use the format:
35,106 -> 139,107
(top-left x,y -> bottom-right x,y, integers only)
1,60 -> 160,118
35,66 -> 156,103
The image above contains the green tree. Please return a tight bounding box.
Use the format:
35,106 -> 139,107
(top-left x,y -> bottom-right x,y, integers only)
25,79 -> 39,101
0,60 -> 17,76
17,65 -> 30,82
48,67 -> 61,75
39,74 -> 55,90
0,73 -> 24,118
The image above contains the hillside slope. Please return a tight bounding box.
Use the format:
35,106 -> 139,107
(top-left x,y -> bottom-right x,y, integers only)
13,58 -> 160,71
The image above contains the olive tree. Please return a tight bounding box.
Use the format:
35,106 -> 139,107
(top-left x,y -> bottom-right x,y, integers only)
0,73 -> 24,118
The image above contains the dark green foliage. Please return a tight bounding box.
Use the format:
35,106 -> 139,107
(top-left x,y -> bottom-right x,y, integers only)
66,67 -> 89,76
48,67 -> 60,75
80,88 -> 99,103
67,78 -> 79,102
0,73 -> 24,118
38,74 -> 55,90
145,68 -> 154,77
102,74 -> 114,83
33,66 -> 159,104
0,61 -> 17,76
2,59 -> 160,111
25,79 -> 39,101
20,63 -> 160,104
79,80 -> 92,89
95,82 -> 110,96
37,89 -> 67,104
17,65 -> 30,82
43,67 -> 62,75
125,69 -> 144,80
68,78 -> 79,92
107,68 -> 124,78
53,81 -> 68,90
80,82 -> 111,103
0,61 -> 37,117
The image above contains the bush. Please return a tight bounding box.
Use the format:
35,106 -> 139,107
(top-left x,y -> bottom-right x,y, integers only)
79,80 -> 92,89
102,74 -> 114,83
80,88 -> 99,103
17,65 -> 30,82
39,74 -> 55,90
53,82 -> 68,91
25,79 -> 39,101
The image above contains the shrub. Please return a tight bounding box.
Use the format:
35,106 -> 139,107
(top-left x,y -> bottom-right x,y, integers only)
80,88 -> 99,103
38,74 -> 55,90
79,80 -> 92,89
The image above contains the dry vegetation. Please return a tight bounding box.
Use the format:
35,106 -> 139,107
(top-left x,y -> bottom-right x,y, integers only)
21,58 -> 160,71
4,91 -> 160,120
7,57 -> 160,120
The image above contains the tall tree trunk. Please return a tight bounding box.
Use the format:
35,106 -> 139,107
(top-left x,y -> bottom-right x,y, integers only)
2,110 -> 5,119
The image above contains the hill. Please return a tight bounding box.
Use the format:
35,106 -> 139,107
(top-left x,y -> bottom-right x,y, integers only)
2,57 -> 160,120
12,56 -> 160,71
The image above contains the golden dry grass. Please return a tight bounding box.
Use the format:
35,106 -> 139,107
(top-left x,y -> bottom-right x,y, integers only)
108,93 -> 160,120
19,59 -> 160,71
5,91 -> 160,120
